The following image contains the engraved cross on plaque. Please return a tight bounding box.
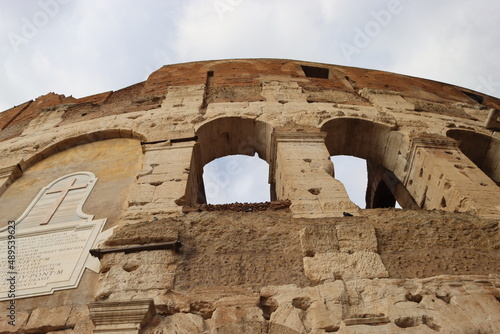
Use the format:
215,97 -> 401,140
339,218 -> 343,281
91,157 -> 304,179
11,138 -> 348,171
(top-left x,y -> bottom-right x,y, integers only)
40,178 -> 88,225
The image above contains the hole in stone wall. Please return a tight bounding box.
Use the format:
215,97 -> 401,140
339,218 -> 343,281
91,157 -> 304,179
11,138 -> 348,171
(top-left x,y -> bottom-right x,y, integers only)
122,263 -> 139,272
405,293 -> 423,303
308,187 -> 321,195
202,154 -> 270,204
395,315 -> 440,331
301,65 -> 329,79
259,296 -> 278,320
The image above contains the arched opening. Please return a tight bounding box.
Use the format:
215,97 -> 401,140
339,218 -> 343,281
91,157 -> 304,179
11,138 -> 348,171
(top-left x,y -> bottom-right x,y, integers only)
322,118 -> 415,209
186,117 -> 274,205
203,154 -> 270,204
330,156 -> 367,208
446,129 -> 500,186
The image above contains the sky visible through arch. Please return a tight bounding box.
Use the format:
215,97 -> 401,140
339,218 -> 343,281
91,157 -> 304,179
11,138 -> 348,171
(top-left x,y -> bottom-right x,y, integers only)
1,0 -> 499,205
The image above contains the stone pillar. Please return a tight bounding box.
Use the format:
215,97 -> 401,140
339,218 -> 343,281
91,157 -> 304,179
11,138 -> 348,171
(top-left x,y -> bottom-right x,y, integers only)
403,137 -> 500,218
271,131 -> 358,218
0,164 -> 22,195
124,140 -> 195,219
88,299 -> 155,333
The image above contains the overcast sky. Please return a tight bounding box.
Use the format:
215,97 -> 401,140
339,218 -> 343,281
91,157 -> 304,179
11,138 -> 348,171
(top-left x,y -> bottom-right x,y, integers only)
1,0 -> 499,206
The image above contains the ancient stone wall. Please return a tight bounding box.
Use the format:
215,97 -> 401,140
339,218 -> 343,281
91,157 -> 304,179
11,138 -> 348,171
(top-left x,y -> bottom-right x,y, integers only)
0,59 -> 498,333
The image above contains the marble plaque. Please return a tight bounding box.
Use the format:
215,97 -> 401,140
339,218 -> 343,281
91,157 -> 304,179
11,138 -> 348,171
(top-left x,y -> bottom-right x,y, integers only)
0,172 -> 108,300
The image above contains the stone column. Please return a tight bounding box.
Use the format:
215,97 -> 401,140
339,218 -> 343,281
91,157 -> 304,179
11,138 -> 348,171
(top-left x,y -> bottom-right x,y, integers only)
124,140 -> 195,219
88,299 -> 155,333
271,131 -> 358,218
403,137 -> 500,218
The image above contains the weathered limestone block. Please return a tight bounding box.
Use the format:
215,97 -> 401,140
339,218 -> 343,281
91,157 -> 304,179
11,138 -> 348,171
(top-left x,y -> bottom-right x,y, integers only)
21,106 -> 66,136
214,294 -> 260,308
345,279 -> 393,318
210,306 -> 267,334
403,137 -> 500,218
299,225 -> 338,256
143,313 -> 206,334
261,281 -> 348,333
127,183 -> 156,206
304,252 -> 389,282
359,88 -> 414,113
125,141 -> 195,216
0,310 -> 30,333
259,277 -> 499,333
161,85 -> 205,115
46,323 -> 95,334
204,101 -> 253,120
336,222 -> 378,253
153,290 -> 191,315
305,300 -> 341,332
24,305 -> 72,333
96,251 -> 176,299
104,221 -> 178,246
447,294 -> 500,332
269,303 -> 307,334
261,81 -> 308,105
66,305 -> 91,328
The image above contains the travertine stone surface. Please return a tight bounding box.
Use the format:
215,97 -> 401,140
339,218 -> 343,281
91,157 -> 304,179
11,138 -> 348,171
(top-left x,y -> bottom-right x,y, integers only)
272,131 -> 358,217
0,59 -> 498,333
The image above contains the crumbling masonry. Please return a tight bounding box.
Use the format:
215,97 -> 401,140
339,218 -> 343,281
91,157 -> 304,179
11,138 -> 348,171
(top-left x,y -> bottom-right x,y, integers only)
0,59 -> 499,333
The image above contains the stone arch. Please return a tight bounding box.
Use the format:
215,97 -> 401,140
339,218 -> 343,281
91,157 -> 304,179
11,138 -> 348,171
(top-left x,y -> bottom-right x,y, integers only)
0,137 -> 143,230
446,129 -> 500,185
21,129 -> 146,171
186,117 -> 273,204
0,129 -> 146,199
321,117 -> 416,208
